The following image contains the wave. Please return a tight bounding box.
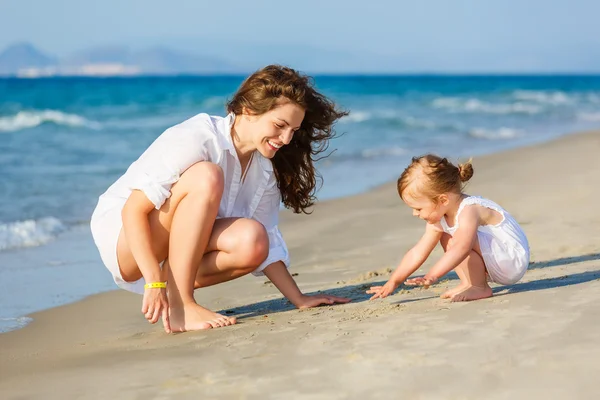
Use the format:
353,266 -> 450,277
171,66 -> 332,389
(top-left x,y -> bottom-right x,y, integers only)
588,94 -> 600,104
361,146 -> 407,158
322,146 -> 408,164
432,97 -> 543,115
0,110 -> 101,132
0,217 -> 67,251
341,111 -> 461,131
342,111 -> 372,123
577,112 -> 600,122
512,90 -> 573,105
468,127 -> 522,140
0,317 -> 33,333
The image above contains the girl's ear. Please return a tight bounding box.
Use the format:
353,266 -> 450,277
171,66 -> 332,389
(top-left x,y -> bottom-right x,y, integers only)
437,193 -> 450,206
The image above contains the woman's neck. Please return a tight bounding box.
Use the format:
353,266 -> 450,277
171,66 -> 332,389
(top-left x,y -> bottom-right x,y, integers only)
231,116 -> 256,164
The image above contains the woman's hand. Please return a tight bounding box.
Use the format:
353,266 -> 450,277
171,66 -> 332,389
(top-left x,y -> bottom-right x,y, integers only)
366,280 -> 399,300
295,294 -> 351,309
141,287 -> 171,333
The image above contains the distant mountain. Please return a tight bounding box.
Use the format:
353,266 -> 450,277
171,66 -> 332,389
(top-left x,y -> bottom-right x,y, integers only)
62,45 -> 237,74
61,45 -> 132,66
0,43 -> 240,77
0,43 -> 56,75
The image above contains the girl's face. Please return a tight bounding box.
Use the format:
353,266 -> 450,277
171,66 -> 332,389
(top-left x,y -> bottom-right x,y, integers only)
243,101 -> 305,159
403,190 -> 449,224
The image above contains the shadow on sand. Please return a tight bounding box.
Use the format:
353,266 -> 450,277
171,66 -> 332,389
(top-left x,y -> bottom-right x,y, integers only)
223,253 -> 600,319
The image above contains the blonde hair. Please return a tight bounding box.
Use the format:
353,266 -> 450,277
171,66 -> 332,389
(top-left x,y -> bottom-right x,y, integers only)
397,154 -> 473,201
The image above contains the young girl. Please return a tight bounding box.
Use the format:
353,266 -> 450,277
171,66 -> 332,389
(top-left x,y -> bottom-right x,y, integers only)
367,154 -> 530,302
91,65 -> 350,333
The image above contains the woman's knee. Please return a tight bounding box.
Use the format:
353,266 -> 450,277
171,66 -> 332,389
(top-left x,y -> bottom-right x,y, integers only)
236,219 -> 269,268
174,162 -> 224,202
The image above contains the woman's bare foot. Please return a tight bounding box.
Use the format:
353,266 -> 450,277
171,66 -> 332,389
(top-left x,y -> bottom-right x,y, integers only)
169,303 -> 237,332
451,285 -> 493,302
441,284 -> 468,299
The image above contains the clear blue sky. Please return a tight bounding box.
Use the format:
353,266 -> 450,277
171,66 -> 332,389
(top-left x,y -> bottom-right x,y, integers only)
1,0 -> 599,72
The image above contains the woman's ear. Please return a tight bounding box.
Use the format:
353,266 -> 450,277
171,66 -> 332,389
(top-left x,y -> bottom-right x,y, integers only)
241,106 -> 256,122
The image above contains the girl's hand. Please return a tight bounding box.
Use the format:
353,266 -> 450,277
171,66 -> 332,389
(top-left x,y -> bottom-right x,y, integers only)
405,275 -> 438,288
366,280 -> 399,300
141,287 -> 171,333
296,294 -> 351,309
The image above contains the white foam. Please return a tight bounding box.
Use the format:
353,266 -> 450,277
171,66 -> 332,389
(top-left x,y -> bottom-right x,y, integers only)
469,127 -> 521,140
0,217 -> 67,251
342,111 -> 372,123
0,110 -> 101,132
343,110 -> 456,132
399,115 -> 438,129
512,90 -> 572,105
432,97 -> 543,114
361,146 -> 407,158
577,112 -> 600,122
0,317 -> 33,333
588,94 -> 600,104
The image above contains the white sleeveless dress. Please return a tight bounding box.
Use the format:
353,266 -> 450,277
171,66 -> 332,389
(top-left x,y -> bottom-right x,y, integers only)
439,196 -> 530,285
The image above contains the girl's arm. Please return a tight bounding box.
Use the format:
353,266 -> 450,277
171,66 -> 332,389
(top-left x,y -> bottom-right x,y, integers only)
263,261 -> 351,309
424,206 -> 479,282
390,223 -> 443,284
368,223 -> 442,299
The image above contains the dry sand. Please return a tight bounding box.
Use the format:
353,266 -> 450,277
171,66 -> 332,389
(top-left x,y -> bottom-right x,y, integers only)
1,131 -> 599,399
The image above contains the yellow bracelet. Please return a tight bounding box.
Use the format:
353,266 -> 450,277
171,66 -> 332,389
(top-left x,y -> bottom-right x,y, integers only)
144,282 -> 167,289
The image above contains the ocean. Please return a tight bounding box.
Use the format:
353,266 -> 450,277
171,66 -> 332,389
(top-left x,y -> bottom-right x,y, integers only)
2,74 -> 600,332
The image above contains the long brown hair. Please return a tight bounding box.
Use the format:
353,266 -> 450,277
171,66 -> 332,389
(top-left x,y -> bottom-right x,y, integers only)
226,65 -> 348,213
397,154 -> 474,201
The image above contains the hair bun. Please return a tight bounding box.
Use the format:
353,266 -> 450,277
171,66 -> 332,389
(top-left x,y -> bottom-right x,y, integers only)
458,161 -> 474,182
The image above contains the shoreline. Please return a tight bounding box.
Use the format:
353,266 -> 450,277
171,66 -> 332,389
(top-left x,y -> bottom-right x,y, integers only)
1,129 -> 599,398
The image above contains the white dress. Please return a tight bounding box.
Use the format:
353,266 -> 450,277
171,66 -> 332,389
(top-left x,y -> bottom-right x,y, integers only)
90,112 -> 289,294
439,196 -> 530,285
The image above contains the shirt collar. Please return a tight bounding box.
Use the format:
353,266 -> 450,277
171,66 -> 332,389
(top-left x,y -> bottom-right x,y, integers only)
221,112 -> 273,173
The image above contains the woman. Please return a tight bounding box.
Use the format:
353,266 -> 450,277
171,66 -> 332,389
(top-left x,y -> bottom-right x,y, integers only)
91,65 -> 351,333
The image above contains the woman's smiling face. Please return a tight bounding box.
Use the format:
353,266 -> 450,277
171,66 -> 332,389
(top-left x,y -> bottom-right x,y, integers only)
245,100 -> 305,159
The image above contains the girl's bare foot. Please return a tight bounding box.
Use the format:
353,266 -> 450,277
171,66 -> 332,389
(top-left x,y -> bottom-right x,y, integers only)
451,285 -> 493,302
441,284 -> 468,299
169,303 -> 237,332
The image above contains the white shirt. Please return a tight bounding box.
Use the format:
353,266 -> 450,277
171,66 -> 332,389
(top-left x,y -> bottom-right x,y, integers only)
95,112 -> 289,276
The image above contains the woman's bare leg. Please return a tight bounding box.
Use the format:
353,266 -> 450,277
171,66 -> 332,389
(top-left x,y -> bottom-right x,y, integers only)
167,217 -> 269,332
193,217 -> 269,289
116,162 -> 268,331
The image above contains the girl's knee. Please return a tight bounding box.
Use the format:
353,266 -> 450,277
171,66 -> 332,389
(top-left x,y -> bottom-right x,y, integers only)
237,219 -> 269,268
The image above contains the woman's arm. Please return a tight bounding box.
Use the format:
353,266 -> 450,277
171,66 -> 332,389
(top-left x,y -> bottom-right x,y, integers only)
121,189 -> 171,333
121,190 -> 165,283
262,262 -> 304,306
263,262 -> 350,308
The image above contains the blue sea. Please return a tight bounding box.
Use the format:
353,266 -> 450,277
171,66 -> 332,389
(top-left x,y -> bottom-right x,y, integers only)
2,75 -> 600,332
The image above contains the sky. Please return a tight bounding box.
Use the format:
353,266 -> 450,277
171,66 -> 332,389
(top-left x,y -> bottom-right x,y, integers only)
1,0 -> 599,73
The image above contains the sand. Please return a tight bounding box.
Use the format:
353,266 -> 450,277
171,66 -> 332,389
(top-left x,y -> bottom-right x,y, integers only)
1,131 -> 599,399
